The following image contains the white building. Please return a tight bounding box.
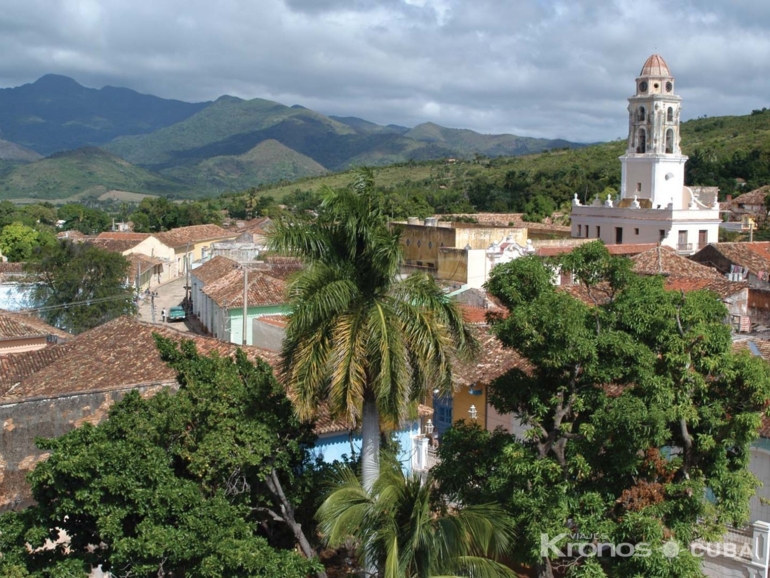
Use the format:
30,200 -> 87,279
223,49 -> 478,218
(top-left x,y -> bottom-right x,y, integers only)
570,54 -> 720,255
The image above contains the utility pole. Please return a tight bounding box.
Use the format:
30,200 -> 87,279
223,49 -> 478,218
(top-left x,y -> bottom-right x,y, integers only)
150,291 -> 156,323
242,266 -> 248,346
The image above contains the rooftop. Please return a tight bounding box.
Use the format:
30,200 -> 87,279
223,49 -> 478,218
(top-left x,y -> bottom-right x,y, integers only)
631,246 -> 722,278
97,232 -> 151,241
87,237 -> 145,253
191,255 -> 239,285
154,224 -> 236,248
640,54 -> 671,77
0,310 -> 70,341
0,317 -> 279,403
694,242 -> 770,277
202,269 -> 287,308
730,186 -> 770,209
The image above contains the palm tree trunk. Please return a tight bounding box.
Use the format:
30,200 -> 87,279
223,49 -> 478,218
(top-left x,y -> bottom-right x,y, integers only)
361,391 -> 380,493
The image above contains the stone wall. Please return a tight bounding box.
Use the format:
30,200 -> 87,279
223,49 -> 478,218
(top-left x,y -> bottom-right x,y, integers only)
0,384 -> 176,511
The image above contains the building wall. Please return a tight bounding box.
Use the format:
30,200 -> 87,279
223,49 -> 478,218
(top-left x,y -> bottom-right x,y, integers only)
452,383 -> 487,430
749,289 -> 770,325
228,305 -> 289,346
126,238 -> 177,280
311,421 -> 420,475
251,318 -> 285,351
570,205 -> 720,254
0,384 -> 175,511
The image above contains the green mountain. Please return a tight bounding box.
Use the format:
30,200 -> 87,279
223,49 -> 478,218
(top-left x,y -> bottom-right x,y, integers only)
0,147 -> 189,202
0,139 -> 41,162
161,139 -> 328,190
0,75 -> 210,155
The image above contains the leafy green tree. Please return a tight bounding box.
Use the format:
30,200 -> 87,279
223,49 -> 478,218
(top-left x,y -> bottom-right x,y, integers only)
0,222 -> 43,262
57,203 -> 111,235
317,459 -> 516,578
269,168 -> 476,493
28,241 -> 136,333
434,242 -> 770,578
0,337 -> 325,578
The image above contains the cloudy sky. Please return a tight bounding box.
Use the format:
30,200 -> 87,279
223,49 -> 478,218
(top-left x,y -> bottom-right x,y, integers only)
1,0 -> 768,143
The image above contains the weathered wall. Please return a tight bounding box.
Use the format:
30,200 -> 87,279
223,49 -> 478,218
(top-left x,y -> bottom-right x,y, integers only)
454,227 -> 527,250
0,384 -> 176,511
252,318 -> 285,352
399,225 -> 457,266
437,248 -> 468,284
749,289 -> 770,326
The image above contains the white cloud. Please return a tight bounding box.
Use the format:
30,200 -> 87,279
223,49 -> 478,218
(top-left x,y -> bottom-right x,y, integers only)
0,0 -> 768,142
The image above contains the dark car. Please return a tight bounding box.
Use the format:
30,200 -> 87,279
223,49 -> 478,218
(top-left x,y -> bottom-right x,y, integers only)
167,305 -> 186,322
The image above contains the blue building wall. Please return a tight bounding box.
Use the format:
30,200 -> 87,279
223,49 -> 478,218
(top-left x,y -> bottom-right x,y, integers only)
311,420 -> 421,475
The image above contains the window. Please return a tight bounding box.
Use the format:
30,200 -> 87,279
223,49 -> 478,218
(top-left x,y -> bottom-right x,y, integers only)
667,107 -> 674,122
637,129 -> 646,153
596,226 -> 601,238
634,228 -> 639,235
428,241 -> 433,249
585,227 -> 589,238
405,238 -> 411,246
615,227 -> 623,244
665,129 -> 674,154
577,224 -> 582,237
637,106 -> 646,122
659,230 -> 666,241
636,182 -> 642,193
698,230 -> 707,248
416,239 -> 421,247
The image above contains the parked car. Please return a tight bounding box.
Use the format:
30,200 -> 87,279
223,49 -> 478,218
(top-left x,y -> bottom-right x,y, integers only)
167,306 -> 186,322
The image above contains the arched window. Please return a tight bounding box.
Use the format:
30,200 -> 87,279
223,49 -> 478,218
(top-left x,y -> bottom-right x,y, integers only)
637,128 -> 647,153
667,107 -> 674,122
665,129 -> 674,154
637,106 -> 646,122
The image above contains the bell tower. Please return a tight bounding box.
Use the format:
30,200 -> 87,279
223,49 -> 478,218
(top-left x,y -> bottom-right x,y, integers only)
620,54 -> 687,209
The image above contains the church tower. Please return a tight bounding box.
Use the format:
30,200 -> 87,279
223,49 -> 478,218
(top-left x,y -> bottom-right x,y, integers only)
569,54 -> 720,254
619,54 -> 688,210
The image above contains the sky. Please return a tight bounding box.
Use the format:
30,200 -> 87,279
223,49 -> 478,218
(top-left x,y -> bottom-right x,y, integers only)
1,0 -> 769,143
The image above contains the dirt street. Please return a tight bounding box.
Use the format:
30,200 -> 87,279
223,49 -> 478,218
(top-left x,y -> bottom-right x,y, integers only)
136,277 -> 198,334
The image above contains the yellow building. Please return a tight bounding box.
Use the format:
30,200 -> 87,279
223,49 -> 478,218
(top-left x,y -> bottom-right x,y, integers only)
154,224 -> 239,277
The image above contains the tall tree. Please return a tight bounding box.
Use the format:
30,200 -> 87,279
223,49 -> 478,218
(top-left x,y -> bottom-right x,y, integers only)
317,459 -> 517,578
269,168 -> 476,492
0,337 -> 325,578
28,241 -> 136,333
434,242 -> 770,578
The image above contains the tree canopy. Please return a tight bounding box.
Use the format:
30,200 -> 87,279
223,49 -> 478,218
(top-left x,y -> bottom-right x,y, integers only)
28,241 -> 137,333
0,337 -> 325,578
433,242 -> 770,578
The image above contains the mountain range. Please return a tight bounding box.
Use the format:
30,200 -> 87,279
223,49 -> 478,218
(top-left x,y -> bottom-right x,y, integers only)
0,75 -> 584,201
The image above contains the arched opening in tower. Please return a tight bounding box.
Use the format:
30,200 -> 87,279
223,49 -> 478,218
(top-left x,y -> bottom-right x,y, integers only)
637,106 -> 646,122
665,129 -> 674,154
637,128 -> 647,153
667,107 -> 674,122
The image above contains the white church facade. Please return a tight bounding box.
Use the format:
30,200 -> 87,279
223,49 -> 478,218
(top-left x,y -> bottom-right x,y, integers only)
570,54 -> 721,254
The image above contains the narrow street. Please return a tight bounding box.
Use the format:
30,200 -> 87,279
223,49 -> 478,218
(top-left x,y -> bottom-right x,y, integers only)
136,276 -> 200,335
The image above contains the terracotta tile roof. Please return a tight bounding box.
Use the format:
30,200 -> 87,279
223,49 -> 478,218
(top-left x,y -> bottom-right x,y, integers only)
87,238 -> 145,253
0,347 -> 68,395
203,269 -> 286,308
664,277 -> 748,299
0,310 -> 70,341
696,242 -> 770,277
0,317 -> 279,403
192,256 -> 239,285
461,306 -> 490,325
631,246 -> 722,278
451,326 -> 531,387
97,232 -> 151,241
249,257 -> 304,281
559,282 -> 615,306
606,243 -> 660,256
154,224 -> 236,248
126,253 -> 164,280
730,186 -> 770,209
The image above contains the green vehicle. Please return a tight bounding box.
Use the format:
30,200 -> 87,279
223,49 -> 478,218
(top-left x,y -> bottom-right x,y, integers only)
167,306 -> 186,322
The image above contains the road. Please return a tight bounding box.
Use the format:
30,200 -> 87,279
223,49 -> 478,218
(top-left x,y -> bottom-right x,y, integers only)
136,277 -> 199,334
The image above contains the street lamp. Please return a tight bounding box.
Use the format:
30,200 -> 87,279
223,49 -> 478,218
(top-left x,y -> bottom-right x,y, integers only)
469,405 -> 478,420
424,419 -> 434,436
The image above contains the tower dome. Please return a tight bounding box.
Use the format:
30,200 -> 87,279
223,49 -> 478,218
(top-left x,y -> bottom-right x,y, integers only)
640,54 -> 671,77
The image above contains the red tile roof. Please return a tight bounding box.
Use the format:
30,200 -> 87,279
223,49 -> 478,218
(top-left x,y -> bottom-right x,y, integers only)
461,306 -> 490,325
0,347 -> 68,395
191,256 -> 239,285
437,213 -> 570,232
87,238 -> 145,253
451,326 -> 530,387
631,246 -> 722,278
0,310 -> 70,341
154,225 -> 236,248
0,317 -> 279,403
664,277 -> 748,299
203,269 -> 287,308
730,186 -> 770,209
97,232 -> 151,241
695,242 -> 770,277
606,243 -> 660,256
255,315 -> 288,329
126,253 -> 164,280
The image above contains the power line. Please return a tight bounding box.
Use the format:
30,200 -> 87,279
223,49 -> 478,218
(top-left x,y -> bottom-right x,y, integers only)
19,293 -> 135,314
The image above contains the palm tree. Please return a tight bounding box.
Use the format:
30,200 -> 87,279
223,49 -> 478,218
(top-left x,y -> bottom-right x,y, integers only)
316,459 -> 517,578
268,168 -> 476,492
